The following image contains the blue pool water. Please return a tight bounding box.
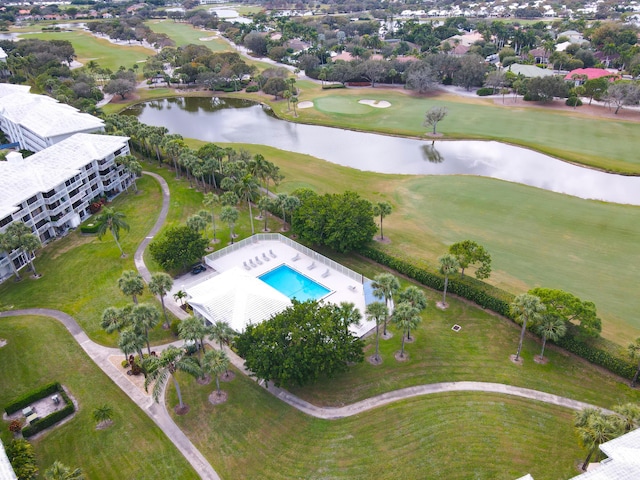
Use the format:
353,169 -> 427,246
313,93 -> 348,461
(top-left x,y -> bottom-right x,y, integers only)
259,265 -> 331,301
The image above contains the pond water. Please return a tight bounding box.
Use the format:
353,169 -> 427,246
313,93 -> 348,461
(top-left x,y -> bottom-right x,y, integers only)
124,97 -> 640,206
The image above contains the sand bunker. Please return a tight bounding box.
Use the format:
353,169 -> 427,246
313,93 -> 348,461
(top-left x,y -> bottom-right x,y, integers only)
358,99 -> 391,108
298,101 -> 314,109
199,36 -> 219,41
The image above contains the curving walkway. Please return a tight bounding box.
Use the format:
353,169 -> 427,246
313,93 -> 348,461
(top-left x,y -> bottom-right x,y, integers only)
0,172 -> 614,480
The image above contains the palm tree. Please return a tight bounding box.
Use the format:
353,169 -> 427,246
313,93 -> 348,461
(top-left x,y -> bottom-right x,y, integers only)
117,155 -> 142,193
118,270 -> 144,304
612,403 -> 640,433
148,273 -> 173,329
575,409 -> 622,471
234,174 -> 260,235
43,461 -> 84,480
335,302 -> 362,336
392,302 -> 421,358
628,337 -> 640,387
397,286 -> 427,340
130,303 -> 160,355
372,201 -> 392,240
202,193 -> 219,242
92,404 -> 113,426
173,290 -> 187,307
18,233 -> 41,277
144,346 -> 202,411
0,231 -> 21,280
101,305 -> 131,334
186,213 -> 207,233
438,254 -> 459,307
536,315 -> 567,361
118,327 -> 145,363
371,273 -> 400,336
95,207 -> 130,256
258,196 -> 272,231
511,293 -> 546,362
220,206 -> 239,244
179,316 -> 209,353
201,349 -> 230,397
366,301 -> 388,363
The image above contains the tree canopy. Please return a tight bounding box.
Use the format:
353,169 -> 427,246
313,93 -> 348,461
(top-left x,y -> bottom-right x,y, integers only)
449,240 -> 492,279
149,225 -> 208,271
234,300 -> 364,387
291,189 -> 376,253
528,287 -> 601,338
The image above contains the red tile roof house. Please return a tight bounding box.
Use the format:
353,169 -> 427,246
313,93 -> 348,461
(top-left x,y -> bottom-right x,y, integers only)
564,68 -> 620,86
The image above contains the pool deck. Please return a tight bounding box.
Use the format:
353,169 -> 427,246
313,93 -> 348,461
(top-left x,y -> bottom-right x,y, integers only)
186,238 -> 375,337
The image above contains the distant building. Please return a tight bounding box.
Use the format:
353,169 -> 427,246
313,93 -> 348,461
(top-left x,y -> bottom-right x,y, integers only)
564,68 -> 619,85
0,134 -> 133,282
0,91 -> 104,152
558,30 -> 585,44
508,63 -> 556,78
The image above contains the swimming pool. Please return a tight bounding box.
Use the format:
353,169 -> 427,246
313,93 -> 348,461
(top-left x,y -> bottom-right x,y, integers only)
258,265 -> 330,301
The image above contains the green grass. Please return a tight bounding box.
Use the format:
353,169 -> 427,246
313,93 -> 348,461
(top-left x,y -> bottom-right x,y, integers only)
170,366 -> 587,480
0,176 -> 177,346
0,315 -> 198,479
145,20 -> 234,50
20,30 -> 154,71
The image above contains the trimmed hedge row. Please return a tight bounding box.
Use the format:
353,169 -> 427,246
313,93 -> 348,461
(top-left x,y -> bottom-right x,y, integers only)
359,246 -> 637,381
5,382 -> 60,415
22,400 -> 74,438
80,223 -> 99,234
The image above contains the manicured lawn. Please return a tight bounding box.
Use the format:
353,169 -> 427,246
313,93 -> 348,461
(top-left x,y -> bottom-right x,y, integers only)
170,367 -> 586,480
0,315 -> 197,479
21,30 -> 154,71
0,176 -> 177,346
145,20 -> 234,50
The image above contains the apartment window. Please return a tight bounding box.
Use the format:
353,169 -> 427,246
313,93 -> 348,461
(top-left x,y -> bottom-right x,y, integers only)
27,195 -> 38,205
0,216 -> 12,228
43,189 -> 55,199
35,219 -> 47,229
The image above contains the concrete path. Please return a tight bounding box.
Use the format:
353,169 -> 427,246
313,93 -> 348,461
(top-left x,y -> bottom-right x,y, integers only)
0,308 -> 220,480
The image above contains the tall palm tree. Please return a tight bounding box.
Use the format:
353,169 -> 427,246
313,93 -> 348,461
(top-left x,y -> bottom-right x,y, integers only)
201,349 -> 230,397
186,213 -> 207,233
118,327 -> 145,363
101,305 -> 131,334
257,196 -> 272,231
116,155 -> 142,193
335,302 -> 362,336
536,315 -> 567,360
511,293 -> 546,362
208,320 -> 235,350
628,337 -> 640,387
220,206 -> 239,244
43,461 -> 85,480
95,207 -> 130,256
612,403 -> 640,433
372,201 -> 392,240
144,346 -> 202,411
130,303 -> 160,355
248,153 -> 270,191
202,193 -> 219,242
575,409 -> 622,471
0,231 -> 21,280
392,302 -> 421,358
118,270 -> 144,304
366,301 -> 388,363
398,286 -> 427,340
234,174 -> 260,235
17,233 -> 41,277
148,273 -> 173,329
372,273 -> 400,336
438,254 -> 459,307
179,316 -> 209,353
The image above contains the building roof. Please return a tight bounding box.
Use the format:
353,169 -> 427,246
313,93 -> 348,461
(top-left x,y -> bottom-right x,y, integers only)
0,47 -> 6,62
187,267 -> 292,333
0,93 -> 104,139
509,63 -> 556,78
564,68 -> 618,81
0,440 -> 17,480
0,133 -> 129,220
570,428 -> 640,480
0,84 -> 31,99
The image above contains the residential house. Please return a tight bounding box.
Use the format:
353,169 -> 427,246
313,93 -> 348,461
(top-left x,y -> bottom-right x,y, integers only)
528,48 -> 550,65
508,63 -> 555,78
564,68 -> 619,85
0,134 -> 133,282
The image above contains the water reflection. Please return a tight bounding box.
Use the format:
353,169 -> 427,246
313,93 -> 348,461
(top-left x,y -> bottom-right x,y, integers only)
124,97 -> 640,206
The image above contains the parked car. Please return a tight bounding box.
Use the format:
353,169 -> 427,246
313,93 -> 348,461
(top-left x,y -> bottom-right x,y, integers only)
191,263 -> 206,275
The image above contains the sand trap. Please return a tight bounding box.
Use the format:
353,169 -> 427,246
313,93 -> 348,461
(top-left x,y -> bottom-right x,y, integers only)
199,36 -> 219,41
298,101 -> 314,109
358,99 -> 391,108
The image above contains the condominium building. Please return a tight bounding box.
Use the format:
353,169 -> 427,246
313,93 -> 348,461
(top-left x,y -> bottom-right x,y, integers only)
0,90 -> 105,152
0,133 -> 133,282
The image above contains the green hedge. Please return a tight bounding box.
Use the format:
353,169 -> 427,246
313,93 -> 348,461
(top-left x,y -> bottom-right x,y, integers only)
359,246 -> 637,381
22,401 -> 74,438
5,382 -> 60,415
322,83 -> 346,90
80,223 -> 99,234
476,87 -> 494,96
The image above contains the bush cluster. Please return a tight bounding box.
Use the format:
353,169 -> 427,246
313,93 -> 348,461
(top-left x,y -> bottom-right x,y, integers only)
359,246 -> 637,380
566,96 -> 583,107
80,223 -> 99,234
476,87 -> 494,96
4,382 -> 60,415
245,85 -> 259,93
321,83 -> 346,90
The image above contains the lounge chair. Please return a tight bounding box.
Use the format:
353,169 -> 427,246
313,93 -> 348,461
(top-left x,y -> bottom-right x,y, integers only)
269,249 -> 277,258
262,252 -> 270,261
321,269 -> 330,278
243,261 -> 251,270
249,258 -> 257,268
291,253 -> 300,262
348,285 -> 357,292
307,262 -> 316,270
255,256 -> 263,265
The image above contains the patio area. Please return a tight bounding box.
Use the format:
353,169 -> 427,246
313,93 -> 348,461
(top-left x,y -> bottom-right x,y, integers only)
183,234 -> 376,337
